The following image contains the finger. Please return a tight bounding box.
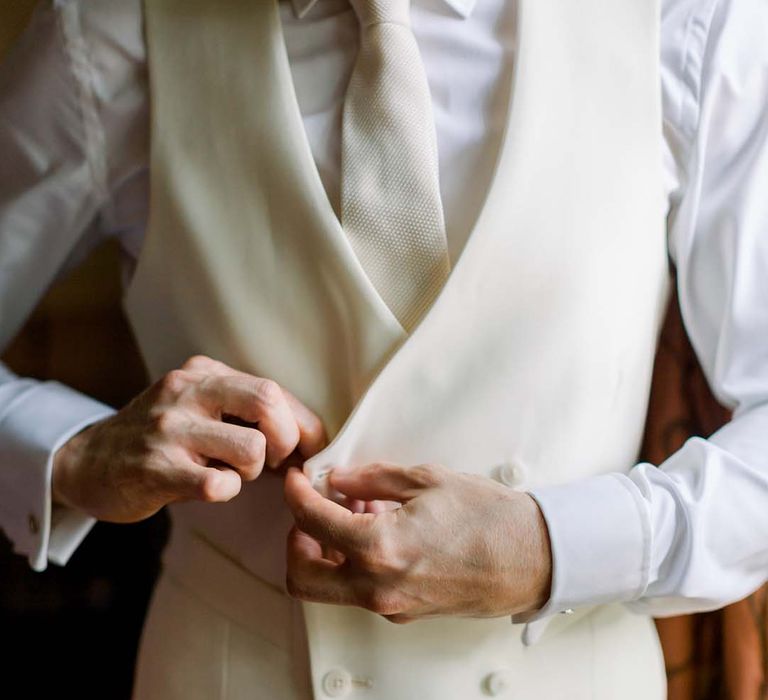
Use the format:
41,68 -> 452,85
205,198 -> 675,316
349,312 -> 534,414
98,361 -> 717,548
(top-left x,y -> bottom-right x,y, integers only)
286,527 -> 360,606
364,500 -> 400,514
182,418 -> 266,481
197,376 -> 300,467
186,358 -> 324,444
327,497 -> 362,562
180,358 -> 325,464
347,499 -> 366,514
284,467 -> 374,554
157,457 -> 243,504
384,614 -> 417,625
215,377 -> 326,462
282,388 -> 327,458
329,463 -> 440,503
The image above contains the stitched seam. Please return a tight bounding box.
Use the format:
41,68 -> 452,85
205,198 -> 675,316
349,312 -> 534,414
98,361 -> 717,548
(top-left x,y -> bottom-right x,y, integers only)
58,3 -> 110,212
611,473 -> 653,601
361,19 -> 411,29
677,0 -> 720,163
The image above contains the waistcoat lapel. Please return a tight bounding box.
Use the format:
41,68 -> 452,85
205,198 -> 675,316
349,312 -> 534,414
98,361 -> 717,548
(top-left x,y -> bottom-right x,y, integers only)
127,0 -> 407,436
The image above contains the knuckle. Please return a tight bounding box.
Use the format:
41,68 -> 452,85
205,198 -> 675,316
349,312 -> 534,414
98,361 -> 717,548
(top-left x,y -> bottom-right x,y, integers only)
239,463 -> 264,482
306,414 -> 326,442
364,462 -> 396,485
304,418 -> 325,452
158,369 -> 190,399
270,432 -> 300,465
255,378 -> 283,409
410,463 -> 443,488
242,431 -> 267,463
181,354 -> 213,372
198,475 -> 221,503
368,463 -> 390,480
197,471 -> 235,503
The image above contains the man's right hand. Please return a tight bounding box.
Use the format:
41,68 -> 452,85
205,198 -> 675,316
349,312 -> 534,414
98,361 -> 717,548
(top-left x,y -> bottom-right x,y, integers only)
51,355 -> 327,523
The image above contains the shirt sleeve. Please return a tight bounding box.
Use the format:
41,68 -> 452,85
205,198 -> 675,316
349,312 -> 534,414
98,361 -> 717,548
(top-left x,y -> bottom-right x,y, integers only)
0,365 -> 114,571
0,1 -> 120,570
523,0 -> 768,620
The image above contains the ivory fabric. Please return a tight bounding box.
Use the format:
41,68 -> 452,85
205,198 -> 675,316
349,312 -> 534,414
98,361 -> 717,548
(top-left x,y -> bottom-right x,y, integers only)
341,0 -> 450,329
134,530 -> 314,700
123,0 -> 669,695
4,0 -> 768,629
136,531 -> 665,700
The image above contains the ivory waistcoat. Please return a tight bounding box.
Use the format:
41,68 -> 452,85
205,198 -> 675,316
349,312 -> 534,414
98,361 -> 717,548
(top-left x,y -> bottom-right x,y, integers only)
125,0 -> 669,696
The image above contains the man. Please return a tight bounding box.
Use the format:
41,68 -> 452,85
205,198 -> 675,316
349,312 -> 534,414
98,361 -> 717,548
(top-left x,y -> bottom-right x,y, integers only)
0,0 -> 767,697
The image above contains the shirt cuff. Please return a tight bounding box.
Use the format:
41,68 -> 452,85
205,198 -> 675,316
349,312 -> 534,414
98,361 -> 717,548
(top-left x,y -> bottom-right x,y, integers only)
515,472 -> 652,623
0,380 -> 115,571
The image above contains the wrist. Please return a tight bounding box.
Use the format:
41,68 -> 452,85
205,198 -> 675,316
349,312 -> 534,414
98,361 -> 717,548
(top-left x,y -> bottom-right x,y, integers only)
531,495 -> 554,611
51,425 -> 92,509
511,493 -> 553,615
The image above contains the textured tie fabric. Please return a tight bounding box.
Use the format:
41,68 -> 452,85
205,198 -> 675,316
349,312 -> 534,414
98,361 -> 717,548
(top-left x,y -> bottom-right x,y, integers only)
341,0 -> 451,331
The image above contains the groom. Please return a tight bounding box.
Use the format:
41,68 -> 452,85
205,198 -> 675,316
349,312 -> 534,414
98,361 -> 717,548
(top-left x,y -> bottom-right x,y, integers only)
2,0 -> 768,697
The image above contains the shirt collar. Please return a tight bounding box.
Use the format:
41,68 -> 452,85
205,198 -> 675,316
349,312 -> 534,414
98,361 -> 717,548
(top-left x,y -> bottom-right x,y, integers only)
291,0 -> 477,20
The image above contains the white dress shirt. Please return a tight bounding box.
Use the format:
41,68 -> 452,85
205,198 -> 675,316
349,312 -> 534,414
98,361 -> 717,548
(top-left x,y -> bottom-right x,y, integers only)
1,0 -> 767,622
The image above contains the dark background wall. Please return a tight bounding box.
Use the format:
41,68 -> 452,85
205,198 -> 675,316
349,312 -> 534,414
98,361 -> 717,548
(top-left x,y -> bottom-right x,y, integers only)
0,241 -> 167,699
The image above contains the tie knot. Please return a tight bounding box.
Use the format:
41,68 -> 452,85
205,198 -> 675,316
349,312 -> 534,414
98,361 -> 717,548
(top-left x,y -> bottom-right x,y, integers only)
348,0 -> 411,28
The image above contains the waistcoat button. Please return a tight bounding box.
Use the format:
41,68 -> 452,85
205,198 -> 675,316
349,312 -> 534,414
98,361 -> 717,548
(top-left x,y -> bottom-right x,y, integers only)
322,669 -> 352,697
496,460 -> 527,489
483,670 -> 512,696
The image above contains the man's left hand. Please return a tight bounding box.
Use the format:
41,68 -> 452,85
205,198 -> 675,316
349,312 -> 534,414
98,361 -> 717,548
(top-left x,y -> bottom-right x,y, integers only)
284,463 -> 552,622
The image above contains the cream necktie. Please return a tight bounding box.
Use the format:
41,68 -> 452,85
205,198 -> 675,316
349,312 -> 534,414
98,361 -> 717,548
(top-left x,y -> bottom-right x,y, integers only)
341,0 -> 451,331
